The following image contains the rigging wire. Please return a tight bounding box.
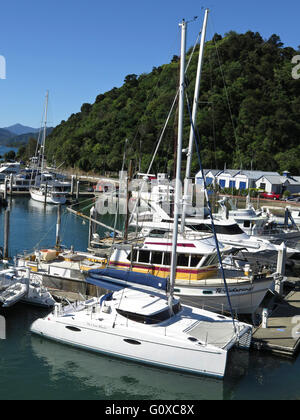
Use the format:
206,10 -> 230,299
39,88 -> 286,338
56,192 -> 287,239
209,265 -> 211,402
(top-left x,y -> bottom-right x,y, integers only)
184,90 -> 237,333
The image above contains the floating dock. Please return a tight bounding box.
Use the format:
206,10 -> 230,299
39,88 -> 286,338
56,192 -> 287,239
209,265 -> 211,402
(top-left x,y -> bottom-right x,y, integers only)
252,279 -> 300,356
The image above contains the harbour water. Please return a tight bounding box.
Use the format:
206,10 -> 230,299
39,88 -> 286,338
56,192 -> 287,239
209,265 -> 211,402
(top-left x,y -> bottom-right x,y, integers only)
1,197 -> 300,400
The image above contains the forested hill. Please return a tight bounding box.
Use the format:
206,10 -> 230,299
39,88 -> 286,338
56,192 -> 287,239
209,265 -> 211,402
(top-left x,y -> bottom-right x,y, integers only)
45,31 -> 300,176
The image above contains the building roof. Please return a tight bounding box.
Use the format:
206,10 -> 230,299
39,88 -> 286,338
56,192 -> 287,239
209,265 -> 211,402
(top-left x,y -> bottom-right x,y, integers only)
237,170 -> 280,179
195,169 -> 222,178
256,175 -> 288,184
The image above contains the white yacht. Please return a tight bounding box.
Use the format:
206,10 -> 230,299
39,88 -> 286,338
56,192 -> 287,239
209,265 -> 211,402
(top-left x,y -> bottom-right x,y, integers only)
30,181 -> 70,205
216,197 -> 300,243
107,235 -> 276,315
29,91 -> 70,205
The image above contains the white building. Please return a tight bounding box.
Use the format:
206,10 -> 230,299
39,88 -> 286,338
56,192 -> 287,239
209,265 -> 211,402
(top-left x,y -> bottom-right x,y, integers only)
196,169 -> 281,191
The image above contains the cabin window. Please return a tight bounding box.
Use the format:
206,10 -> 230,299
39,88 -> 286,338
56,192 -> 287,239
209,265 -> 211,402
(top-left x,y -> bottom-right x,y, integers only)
151,251 -> 163,265
163,252 -> 171,266
149,229 -> 166,237
138,250 -> 151,263
190,255 -> 203,267
189,223 -> 212,233
177,254 -> 189,267
244,221 -> 251,228
127,250 -> 138,262
204,254 -> 219,266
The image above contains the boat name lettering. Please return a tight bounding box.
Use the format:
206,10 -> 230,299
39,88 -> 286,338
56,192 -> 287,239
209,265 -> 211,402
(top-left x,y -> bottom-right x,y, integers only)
215,287 -> 253,294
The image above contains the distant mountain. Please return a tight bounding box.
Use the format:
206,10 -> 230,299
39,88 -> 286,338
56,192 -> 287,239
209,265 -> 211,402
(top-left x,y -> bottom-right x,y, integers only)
0,128 -> 14,143
3,123 -> 40,136
5,128 -> 54,147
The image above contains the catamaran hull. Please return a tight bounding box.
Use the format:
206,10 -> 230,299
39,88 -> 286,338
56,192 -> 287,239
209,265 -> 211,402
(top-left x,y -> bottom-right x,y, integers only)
31,318 -> 228,378
174,277 -> 274,315
30,190 -> 66,205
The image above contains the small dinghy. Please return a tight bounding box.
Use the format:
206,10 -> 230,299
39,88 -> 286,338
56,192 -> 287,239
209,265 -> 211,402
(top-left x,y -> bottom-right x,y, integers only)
0,282 -> 28,308
0,268 -> 56,309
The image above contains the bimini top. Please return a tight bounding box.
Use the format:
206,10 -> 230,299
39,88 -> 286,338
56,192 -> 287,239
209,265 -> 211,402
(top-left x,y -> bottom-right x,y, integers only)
86,268 -> 168,293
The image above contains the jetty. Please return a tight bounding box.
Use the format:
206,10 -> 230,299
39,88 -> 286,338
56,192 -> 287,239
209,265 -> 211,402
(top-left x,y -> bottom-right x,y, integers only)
252,278 -> 300,356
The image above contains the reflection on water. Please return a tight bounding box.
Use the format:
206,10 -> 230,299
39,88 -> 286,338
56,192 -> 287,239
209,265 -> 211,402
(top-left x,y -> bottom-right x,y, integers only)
0,197 -> 89,255
31,337 -> 225,400
28,199 -> 58,213
0,304 -> 226,400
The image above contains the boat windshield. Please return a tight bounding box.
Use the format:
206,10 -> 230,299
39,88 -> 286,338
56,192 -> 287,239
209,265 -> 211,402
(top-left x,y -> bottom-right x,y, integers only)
116,301 -> 181,324
188,223 -> 245,235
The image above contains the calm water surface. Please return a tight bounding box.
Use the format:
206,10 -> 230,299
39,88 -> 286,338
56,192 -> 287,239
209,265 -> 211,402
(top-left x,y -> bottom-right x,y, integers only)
0,197 -> 300,400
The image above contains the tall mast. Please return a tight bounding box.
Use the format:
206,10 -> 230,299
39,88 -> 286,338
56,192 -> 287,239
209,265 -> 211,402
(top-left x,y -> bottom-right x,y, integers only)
168,19 -> 187,309
41,90 -> 49,173
181,9 -> 209,232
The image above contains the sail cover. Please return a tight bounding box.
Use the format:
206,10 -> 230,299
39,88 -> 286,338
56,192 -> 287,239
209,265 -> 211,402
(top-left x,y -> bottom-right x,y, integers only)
86,268 -> 168,292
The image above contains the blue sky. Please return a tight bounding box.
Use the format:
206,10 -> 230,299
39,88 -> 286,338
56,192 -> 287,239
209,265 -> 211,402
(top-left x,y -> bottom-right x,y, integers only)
0,0 -> 299,128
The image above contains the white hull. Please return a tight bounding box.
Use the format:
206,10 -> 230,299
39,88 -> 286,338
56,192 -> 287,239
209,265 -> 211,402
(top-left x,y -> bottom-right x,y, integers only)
175,276 -> 275,315
30,291 -> 252,379
31,318 -> 227,377
0,283 -> 27,308
30,189 -> 67,205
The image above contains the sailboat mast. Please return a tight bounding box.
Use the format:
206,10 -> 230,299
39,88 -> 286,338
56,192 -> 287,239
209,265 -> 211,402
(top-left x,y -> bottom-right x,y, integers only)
181,9 -> 209,232
41,90 -> 49,173
169,19 -> 187,309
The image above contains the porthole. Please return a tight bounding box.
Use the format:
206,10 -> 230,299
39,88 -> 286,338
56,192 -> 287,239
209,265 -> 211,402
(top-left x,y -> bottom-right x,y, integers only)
66,326 -> 81,332
187,337 -> 198,342
124,339 -> 141,345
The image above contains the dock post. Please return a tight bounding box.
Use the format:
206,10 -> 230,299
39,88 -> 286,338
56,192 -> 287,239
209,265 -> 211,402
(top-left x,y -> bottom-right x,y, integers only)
275,242 -> 286,296
3,207 -> 10,260
55,204 -> 62,249
3,178 -> 8,201
71,175 -> 75,197
284,208 -> 289,227
9,173 -> 13,198
76,180 -> 80,202
262,308 -> 269,328
44,183 -> 48,206
88,206 -> 97,247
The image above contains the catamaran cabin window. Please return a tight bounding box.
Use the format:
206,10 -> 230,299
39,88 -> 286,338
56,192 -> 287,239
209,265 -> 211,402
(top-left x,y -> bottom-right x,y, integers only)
116,301 -> 181,324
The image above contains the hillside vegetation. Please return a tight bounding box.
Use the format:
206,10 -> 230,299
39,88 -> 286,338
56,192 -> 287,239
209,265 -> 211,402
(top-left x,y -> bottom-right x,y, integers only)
45,31 -> 300,176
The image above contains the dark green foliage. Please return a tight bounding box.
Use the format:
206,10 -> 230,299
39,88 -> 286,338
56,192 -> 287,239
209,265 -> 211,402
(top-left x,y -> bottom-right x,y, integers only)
44,31 -> 300,175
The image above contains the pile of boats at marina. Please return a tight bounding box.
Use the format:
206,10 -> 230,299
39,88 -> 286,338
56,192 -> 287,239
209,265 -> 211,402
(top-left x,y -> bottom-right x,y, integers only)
2,12 -> 300,379
0,161 -> 71,205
